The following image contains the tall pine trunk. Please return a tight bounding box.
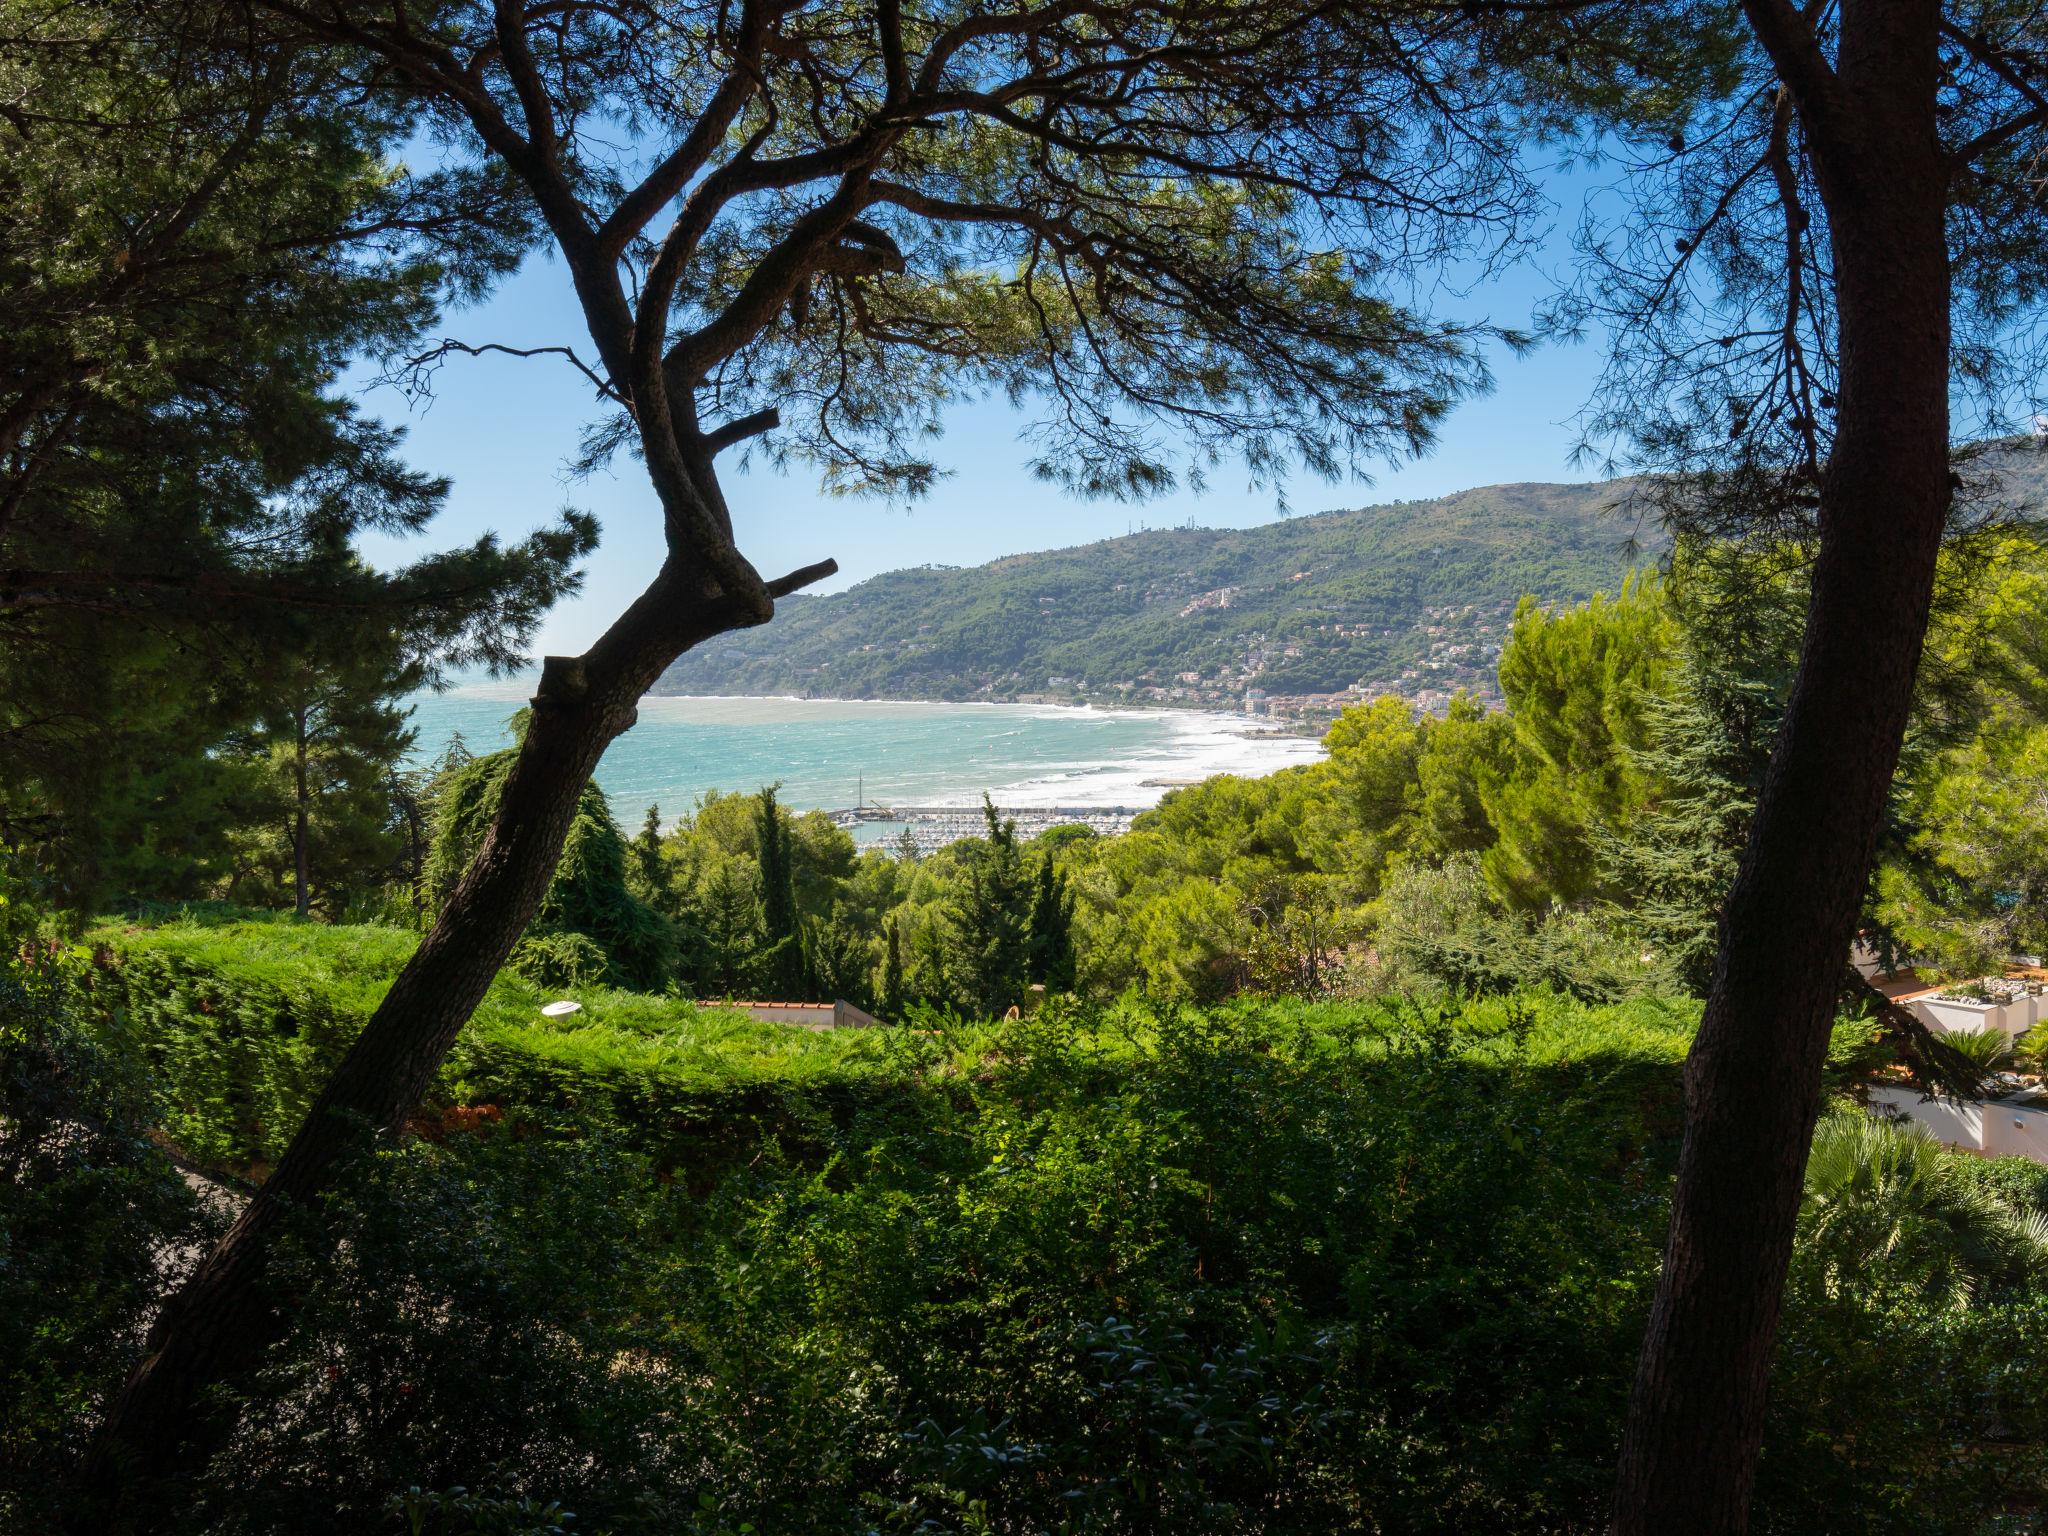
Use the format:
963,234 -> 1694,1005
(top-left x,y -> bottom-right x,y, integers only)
1611,4 -> 1951,1526
82,563 -> 768,1511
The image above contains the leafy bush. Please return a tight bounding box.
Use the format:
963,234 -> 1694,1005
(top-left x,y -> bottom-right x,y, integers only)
1956,1153 -> 2048,1215
68,916 -> 948,1172
32,917 -> 2048,1534
0,945 -> 216,1532
134,992 -> 1696,1534
1372,855 -> 1669,1002
509,930 -> 611,990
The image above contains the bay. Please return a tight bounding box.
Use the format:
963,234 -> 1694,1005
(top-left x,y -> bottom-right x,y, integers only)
404,678 -> 1326,839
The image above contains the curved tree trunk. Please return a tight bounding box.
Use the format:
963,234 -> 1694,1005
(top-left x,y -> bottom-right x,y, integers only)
79,559 -> 790,1514
1611,5 -> 1951,1525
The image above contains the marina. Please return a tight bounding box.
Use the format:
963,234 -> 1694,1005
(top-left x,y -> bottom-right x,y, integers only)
826,801 -> 1146,851
403,686 -> 1326,835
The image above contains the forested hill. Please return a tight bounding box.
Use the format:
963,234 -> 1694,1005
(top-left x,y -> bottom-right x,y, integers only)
656,445 -> 2048,714
655,478 -> 1666,711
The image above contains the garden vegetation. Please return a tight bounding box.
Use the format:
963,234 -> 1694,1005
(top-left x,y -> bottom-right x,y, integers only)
8,0 -> 2048,1525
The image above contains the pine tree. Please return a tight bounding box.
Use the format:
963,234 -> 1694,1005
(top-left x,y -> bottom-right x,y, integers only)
1597,555 -> 1798,995
1480,574 -> 1674,908
431,731 -> 475,780
952,796 -> 1032,1018
0,0 -> 587,916
1598,660 -> 1776,995
227,644 -> 421,920
628,805 -> 679,916
697,862 -> 762,998
1026,852 -> 1077,992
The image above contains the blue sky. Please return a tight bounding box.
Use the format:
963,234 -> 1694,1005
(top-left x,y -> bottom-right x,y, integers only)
352,164 -> 1620,658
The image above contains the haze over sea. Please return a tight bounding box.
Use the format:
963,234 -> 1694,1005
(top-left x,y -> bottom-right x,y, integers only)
406,677 -> 1325,836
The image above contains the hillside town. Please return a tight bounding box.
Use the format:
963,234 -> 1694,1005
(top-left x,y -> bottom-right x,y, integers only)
1010,600 -> 1521,729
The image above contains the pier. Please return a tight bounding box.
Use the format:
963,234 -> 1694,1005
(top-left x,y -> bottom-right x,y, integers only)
827,802 -> 1145,852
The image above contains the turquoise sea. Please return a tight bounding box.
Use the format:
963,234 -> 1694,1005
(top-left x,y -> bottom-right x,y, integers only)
405,679 -> 1324,837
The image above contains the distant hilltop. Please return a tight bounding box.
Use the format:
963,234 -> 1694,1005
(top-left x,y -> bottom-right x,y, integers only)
654,447 -> 2048,727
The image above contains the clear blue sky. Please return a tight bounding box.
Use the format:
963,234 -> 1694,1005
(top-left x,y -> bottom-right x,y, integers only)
353,164 -> 1619,658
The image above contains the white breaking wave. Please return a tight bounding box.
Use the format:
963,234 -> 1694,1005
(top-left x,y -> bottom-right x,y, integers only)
961,713 -> 1324,809
405,684 -> 1329,827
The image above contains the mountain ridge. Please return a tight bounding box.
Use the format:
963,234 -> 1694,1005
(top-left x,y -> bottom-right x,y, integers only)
655,448 -> 2048,720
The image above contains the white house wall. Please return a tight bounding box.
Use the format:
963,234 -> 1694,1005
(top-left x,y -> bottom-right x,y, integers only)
1868,1085 -> 2048,1165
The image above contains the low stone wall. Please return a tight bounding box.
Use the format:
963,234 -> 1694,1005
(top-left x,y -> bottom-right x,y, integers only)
729,1000 -> 880,1030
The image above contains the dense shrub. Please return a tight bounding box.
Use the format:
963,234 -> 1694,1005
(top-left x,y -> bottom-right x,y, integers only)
67,916 -> 945,1172
19,918 -> 2048,1533
0,947 -> 217,1532
130,992 -> 1693,1534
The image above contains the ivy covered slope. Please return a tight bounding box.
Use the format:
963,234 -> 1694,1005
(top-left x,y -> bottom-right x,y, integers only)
656,479 -> 1662,707
71,913 -> 930,1173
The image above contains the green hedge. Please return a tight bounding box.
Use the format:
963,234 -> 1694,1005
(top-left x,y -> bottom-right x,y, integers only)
72,915 -> 955,1171
72,914 -> 1702,1177
74,922 -> 409,1168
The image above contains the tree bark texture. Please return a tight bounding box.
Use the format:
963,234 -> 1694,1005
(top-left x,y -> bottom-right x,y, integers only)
1612,4 -> 1951,1528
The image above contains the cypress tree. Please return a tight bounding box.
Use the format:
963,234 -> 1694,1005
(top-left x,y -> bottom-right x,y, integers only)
804,910 -> 872,1007
1026,853 -> 1077,992
754,786 -> 808,998
952,796 -> 1032,1018
908,914 -> 956,1014
629,805 -> 679,916
879,917 -> 906,1019
698,862 -> 762,998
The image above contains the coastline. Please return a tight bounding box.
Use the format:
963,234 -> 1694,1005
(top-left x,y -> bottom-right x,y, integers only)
405,683 -> 1327,826
428,673 -> 1326,739
639,690 -> 1313,730
641,687 -> 1331,738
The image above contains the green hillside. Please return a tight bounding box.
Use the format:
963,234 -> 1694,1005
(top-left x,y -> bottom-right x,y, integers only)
658,444 -> 2048,714
658,479 -> 1665,711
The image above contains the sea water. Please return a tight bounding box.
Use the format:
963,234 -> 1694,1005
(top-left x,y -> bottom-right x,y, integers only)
404,677 -> 1325,835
